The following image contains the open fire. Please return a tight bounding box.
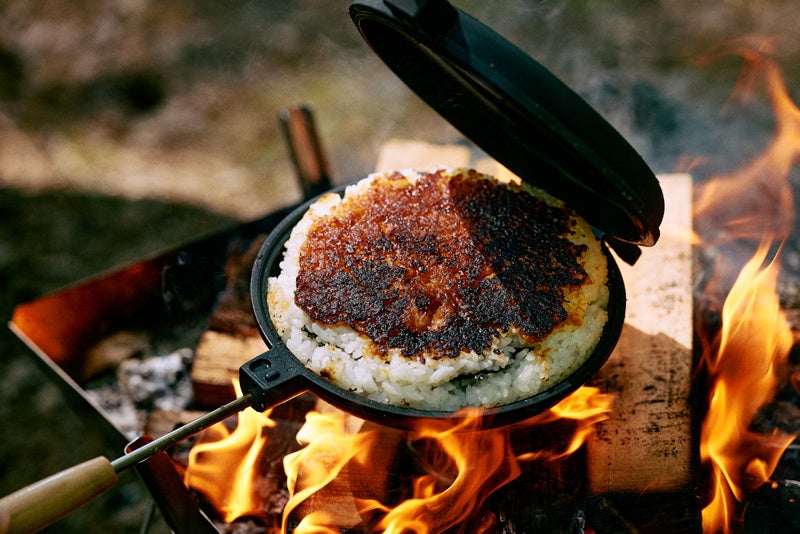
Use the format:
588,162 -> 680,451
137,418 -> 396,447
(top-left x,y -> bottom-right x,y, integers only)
6,24 -> 800,534
185,380 -> 279,524
184,384 -> 613,532
698,241 -> 796,533
177,38 -> 800,534
692,38 -> 800,533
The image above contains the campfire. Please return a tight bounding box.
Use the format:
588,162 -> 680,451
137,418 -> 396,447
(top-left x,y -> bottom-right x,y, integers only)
5,12 -> 800,534
175,38 -> 800,533
181,381 -> 613,532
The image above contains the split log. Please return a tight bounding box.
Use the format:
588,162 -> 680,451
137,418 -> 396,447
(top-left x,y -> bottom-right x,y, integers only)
374,138 -> 472,172
586,173 -> 694,493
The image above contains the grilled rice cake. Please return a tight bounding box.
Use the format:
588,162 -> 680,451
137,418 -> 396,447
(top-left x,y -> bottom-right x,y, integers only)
294,168 -> 599,362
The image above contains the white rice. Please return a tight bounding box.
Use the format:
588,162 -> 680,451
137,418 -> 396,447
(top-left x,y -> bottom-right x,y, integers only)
267,168 -> 609,411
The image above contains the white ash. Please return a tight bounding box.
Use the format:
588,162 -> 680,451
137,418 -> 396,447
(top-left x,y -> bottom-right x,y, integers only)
86,348 -> 195,439
85,382 -> 144,439
118,347 -> 194,411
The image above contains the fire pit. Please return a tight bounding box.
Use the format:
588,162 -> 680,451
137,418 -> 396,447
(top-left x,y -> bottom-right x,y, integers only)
5,114 -> 698,532
3,0 -> 689,530
6,168 -> 697,533
4,1 -> 800,533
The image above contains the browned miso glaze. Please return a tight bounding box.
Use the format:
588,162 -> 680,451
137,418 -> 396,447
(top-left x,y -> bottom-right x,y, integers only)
295,169 -> 589,360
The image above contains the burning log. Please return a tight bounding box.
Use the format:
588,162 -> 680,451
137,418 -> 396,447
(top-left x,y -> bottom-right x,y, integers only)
192,331 -> 268,407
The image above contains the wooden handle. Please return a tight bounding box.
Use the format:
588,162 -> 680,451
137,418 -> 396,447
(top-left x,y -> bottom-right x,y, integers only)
0,456 -> 117,534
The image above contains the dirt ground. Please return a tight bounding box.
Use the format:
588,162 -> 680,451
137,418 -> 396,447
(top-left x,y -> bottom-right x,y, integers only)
2,1 -> 800,532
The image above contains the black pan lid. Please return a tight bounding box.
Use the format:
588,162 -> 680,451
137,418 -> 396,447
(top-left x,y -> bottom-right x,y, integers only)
349,0 -> 664,257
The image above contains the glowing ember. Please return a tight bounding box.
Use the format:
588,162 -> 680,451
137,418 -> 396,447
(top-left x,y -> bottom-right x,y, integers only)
694,38 -> 800,533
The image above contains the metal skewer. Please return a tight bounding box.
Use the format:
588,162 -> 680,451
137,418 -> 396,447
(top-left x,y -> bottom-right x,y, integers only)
111,394 -> 253,472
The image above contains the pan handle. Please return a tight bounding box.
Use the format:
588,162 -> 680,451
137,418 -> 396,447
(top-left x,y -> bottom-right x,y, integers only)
239,343 -> 310,411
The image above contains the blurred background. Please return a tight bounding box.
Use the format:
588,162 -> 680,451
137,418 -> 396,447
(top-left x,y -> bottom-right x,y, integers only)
1,0 -> 799,531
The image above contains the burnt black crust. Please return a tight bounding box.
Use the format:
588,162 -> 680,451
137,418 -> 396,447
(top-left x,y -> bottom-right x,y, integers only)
294,169 -> 588,359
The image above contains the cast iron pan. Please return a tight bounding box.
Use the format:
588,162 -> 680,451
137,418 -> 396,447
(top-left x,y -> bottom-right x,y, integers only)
239,184 -> 627,431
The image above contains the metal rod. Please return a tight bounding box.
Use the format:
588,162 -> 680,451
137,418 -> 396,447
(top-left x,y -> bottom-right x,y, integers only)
110,394 -> 253,473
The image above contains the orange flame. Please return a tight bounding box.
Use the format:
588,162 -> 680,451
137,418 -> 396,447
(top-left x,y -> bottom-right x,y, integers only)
183,381 -> 277,523
282,386 -> 613,532
699,242 -> 796,533
358,410 -> 519,533
518,385 -> 615,462
695,38 -> 800,533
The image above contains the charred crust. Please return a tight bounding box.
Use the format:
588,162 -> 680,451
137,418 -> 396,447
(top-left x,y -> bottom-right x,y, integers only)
294,169 -> 589,359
